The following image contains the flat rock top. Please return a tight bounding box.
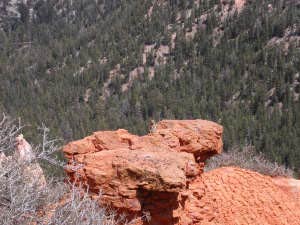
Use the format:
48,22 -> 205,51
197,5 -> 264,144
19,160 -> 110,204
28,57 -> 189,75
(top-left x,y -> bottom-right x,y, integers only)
82,149 -> 195,192
64,119 -> 223,159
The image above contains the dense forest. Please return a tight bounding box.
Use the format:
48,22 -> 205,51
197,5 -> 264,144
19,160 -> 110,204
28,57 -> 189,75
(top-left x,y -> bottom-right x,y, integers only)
0,0 -> 299,173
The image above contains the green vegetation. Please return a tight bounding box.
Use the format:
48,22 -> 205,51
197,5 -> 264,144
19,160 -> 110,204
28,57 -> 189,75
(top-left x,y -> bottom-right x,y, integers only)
0,0 -> 299,173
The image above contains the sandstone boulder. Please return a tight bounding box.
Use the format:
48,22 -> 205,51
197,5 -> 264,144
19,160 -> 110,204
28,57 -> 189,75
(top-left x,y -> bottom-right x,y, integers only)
63,119 -> 223,223
154,120 -> 223,160
63,119 -> 300,225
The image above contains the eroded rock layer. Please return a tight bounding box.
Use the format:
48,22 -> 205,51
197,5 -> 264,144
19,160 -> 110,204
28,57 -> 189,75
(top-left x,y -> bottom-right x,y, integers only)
183,167 -> 300,225
63,120 -> 222,223
63,120 -> 300,225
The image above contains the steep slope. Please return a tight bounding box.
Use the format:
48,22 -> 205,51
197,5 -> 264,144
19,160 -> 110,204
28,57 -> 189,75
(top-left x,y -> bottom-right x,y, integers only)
0,0 -> 299,170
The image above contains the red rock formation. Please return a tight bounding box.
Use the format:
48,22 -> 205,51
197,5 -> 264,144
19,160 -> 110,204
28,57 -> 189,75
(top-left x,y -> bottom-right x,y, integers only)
64,120 -> 222,223
183,167 -> 300,225
63,120 -> 300,225
154,120 -> 223,161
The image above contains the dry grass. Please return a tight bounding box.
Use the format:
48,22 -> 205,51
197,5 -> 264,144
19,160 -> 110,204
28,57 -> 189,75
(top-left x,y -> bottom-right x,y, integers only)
205,145 -> 294,177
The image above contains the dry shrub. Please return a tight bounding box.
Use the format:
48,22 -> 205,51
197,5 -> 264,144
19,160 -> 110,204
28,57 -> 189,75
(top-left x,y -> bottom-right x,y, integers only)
0,114 -> 129,225
0,159 -> 125,225
47,184 -> 121,225
205,145 -> 294,177
0,114 -> 22,155
0,158 -> 62,225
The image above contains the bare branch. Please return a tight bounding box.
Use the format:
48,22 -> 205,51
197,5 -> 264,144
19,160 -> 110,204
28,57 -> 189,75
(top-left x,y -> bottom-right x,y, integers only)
0,114 -> 130,225
0,113 -> 23,154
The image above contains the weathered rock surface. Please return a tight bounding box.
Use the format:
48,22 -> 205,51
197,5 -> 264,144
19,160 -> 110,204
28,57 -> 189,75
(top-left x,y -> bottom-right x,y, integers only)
63,120 -> 222,223
154,120 -> 223,161
63,119 -> 300,225
183,167 -> 300,225
273,177 -> 300,202
15,134 -> 47,188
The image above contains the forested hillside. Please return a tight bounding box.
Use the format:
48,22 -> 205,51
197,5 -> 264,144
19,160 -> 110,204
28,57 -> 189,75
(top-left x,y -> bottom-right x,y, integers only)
0,0 -> 299,172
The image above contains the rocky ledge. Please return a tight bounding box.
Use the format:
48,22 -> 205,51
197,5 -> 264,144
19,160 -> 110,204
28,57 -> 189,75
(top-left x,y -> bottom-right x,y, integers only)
63,120 -> 300,225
